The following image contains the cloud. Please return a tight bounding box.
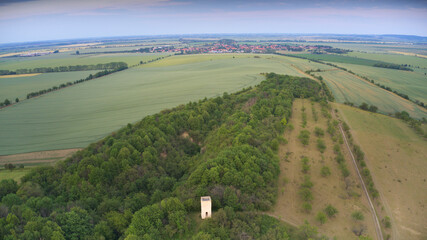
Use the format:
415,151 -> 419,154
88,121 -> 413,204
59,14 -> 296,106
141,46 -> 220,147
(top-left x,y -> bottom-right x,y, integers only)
0,0 -> 180,20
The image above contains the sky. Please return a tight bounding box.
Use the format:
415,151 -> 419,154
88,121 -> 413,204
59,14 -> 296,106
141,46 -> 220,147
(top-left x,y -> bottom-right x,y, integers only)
0,0 -> 426,43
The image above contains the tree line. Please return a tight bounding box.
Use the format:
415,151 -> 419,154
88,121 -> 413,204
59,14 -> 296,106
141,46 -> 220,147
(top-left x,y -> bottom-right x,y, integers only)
0,73 -> 326,239
0,62 -> 128,75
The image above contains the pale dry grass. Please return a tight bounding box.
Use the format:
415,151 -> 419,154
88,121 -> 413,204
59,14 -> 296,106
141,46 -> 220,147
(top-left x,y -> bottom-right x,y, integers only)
270,99 -> 376,239
0,148 -> 81,166
0,73 -> 41,79
336,103 -> 427,240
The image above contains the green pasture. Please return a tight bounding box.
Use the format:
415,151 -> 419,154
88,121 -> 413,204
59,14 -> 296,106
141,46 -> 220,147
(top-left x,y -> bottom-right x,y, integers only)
0,168 -> 31,183
0,52 -> 168,70
314,70 -> 427,119
0,54 -> 324,155
336,103 -> 425,143
0,71 -> 97,101
335,63 -> 427,104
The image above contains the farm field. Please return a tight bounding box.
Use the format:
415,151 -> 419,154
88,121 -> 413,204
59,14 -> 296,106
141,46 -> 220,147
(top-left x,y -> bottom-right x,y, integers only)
0,54 -> 328,155
312,69 -> 427,119
336,103 -> 427,240
270,99 -> 377,239
0,52 -> 168,70
290,53 -> 385,67
0,70 -> 97,100
330,63 -> 427,104
298,42 -> 427,55
346,52 -> 427,68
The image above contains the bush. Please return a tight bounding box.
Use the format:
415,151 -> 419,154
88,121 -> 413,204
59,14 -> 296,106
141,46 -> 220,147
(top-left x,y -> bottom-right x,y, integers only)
301,157 -> 310,173
351,211 -> 364,221
316,211 -> 327,224
324,204 -> 338,218
298,130 -> 310,146
320,166 -> 331,177
301,175 -> 313,189
299,188 -> 313,202
382,216 -> 391,228
314,127 -> 324,137
302,202 -> 312,213
317,139 -> 326,153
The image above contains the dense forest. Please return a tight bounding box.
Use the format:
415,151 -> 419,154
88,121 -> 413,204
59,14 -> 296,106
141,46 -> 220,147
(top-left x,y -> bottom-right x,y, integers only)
0,62 -> 128,75
0,73 -> 325,239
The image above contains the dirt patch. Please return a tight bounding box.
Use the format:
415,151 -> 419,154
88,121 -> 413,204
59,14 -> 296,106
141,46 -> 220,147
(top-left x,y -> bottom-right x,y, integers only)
242,97 -> 257,113
0,148 -> 81,166
270,99 -> 377,239
180,131 -> 195,143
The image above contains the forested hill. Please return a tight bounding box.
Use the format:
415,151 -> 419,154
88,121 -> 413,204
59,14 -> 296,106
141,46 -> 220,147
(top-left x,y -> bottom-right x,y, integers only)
0,73 -> 324,239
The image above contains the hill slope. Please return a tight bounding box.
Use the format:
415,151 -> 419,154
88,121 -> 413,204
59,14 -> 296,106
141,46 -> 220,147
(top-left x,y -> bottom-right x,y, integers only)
0,73 -> 325,239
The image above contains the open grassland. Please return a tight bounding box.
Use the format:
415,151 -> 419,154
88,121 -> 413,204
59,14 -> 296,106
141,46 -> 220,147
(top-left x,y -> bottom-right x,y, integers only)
0,71 -> 97,100
0,54 -> 327,155
331,63 -> 427,104
0,168 -> 31,183
336,103 -> 427,240
313,70 -> 427,119
0,52 -> 167,70
270,99 -> 376,239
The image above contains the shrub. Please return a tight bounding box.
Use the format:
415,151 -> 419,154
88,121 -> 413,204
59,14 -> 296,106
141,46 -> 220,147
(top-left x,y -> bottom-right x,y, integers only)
298,130 -> 310,146
382,216 -> 391,228
302,202 -> 312,213
301,157 -> 310,173
324,204 -> 338,218
317,139 -> 326,153
301,175 -> 313,189
299,188 -> 313,202
316,211 -> 327,224
351,211 -> 364,221
314,127 -> 324,137
320,166 -> 331,177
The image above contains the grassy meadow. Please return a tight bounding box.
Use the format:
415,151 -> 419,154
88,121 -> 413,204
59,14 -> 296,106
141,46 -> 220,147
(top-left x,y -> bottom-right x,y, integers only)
0,71 -> 98,100
336,103 -> 427,240
0,168 -> 31,183
313,69 -> 427,118
0,52 -> 168,70
0,54 -> 328,155
336,63 -> 427,104
271,99 -> 377,239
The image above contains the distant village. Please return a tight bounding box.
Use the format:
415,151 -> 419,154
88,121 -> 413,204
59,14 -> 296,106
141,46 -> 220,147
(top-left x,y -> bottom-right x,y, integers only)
10,39 -> 350,58
148,39 -> 351,54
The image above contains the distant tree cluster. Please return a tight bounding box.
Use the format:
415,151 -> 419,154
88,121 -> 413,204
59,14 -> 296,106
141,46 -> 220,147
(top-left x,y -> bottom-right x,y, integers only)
373,63 -> 412,71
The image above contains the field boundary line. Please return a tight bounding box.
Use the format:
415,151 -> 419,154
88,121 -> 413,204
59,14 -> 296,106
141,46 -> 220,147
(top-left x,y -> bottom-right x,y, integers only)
337,117 -> 384,240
